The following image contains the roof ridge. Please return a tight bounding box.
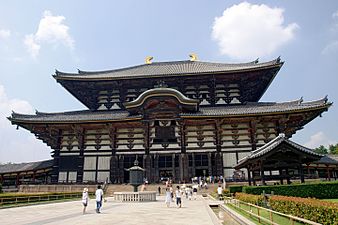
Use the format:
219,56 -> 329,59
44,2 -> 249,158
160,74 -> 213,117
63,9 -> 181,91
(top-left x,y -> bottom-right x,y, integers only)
53,58 -> 283,77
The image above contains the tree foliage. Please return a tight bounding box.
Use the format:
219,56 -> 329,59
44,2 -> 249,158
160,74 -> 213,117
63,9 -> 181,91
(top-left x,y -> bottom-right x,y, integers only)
314,143 -> 338,154
314,145 -> 328,154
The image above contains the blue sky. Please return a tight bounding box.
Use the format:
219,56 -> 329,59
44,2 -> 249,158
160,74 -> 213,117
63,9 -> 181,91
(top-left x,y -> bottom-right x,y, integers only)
0,0 -> 337,163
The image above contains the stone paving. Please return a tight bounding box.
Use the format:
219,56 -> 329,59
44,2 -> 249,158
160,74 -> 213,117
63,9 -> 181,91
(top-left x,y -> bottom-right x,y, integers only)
0,195 -> 221,225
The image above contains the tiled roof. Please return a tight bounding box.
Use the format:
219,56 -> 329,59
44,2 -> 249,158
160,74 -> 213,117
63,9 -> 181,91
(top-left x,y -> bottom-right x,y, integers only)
0,159 -> 53,174
8,97 -> 330,123
54,58 -> 283,80
9,110 -> 140,123
181,97 -> 330,117
235,134 -> 323,168
313,155 -> 338,165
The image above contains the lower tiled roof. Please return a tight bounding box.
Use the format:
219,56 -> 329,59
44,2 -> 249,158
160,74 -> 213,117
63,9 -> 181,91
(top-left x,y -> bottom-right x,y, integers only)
0,159 -> 53,174
8,97 -> 330,123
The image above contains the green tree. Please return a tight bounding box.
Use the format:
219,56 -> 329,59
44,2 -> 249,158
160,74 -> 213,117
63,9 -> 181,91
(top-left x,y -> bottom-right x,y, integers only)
314,145 -> 328,154
329,144 -> 338,154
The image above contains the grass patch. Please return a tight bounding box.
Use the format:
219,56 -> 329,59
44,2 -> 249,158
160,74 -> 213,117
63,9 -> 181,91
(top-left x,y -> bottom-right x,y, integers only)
226,202 -> 304,225
323,198 -> 338,203
0,196 -> 81,209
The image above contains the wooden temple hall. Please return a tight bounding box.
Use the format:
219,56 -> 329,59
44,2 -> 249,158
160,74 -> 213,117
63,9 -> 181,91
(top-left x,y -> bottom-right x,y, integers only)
8,55 -> 332,184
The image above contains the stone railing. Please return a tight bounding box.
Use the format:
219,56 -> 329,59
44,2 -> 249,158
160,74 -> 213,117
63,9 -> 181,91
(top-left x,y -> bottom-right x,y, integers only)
114,191 -> 156,202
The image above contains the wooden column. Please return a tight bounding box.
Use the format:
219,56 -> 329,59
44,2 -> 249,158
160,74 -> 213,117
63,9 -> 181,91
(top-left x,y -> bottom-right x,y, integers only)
260,161 -> 266,185
179,154 -> 184,183
247,167 -> 252,186
192,153 -> 196,177
109,125 -> 118,183
118,155 -> 124,183
16,173 -> 20,187
249,120 -> 257,151
178,120 -> 186,154
172,154 -> 176,182
75,126 -> 85,183
215,120 -> 224,176
326,166 -> 331,181
32,171 -> 36,183
279,169 -> 284,184
286,168 -> 291,184
299,164 -> 305,183
154,154 -> 159,182
208,152 -> 212,176
49,128 -> 62,184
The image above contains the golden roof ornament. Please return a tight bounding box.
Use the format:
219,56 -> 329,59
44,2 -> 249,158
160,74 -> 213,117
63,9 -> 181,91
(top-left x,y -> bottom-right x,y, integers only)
189,53 -> 198,61
145,56 -> 153,64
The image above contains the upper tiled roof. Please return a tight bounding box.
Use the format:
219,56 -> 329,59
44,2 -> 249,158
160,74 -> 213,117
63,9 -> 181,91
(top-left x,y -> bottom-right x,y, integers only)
54,58 -> 283,80
8,97 -> 330,123
0,159 -> 53,174
235,133 -> 323,168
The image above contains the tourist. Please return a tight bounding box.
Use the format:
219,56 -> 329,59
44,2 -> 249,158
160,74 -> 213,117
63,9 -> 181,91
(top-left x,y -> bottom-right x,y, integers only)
165,188 -> 171,207
193,185 -> 198,200
95,185 -> 104,213
175,186 -> 182,208
82,187 -> 89,214
217,185 -> 223,200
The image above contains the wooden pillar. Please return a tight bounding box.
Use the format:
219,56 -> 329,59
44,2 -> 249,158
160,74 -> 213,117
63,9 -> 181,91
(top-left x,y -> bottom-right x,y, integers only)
77,128 -> 85,183
327,166 -> 331,181
215,120 -> 224,176
32,171 -> 36,183
192,153 -> 196,177
208,152 -> 212,176
279,169 -> 284,184
286,168 -> 291,184
247,167 -> 252,186
249,120 -> 257,151
306,164 -> 310,178
252,170 -> 256,186
260,162 -> 266,185
0,174 -> 3,184
172,154 -> 176,182
51,129 -> 62,184
154,154 -> 159,182
299,165 -> 305,183
16,173 -> 20,187
118,155 -> 124,183
179,154 -> 184,182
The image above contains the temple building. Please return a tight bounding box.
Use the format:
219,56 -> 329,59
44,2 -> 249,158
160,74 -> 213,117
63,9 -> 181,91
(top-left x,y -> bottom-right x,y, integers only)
8,55 -> 331,184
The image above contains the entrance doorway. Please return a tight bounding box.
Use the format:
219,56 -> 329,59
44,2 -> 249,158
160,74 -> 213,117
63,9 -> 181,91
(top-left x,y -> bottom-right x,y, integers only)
195,168 -> 208,177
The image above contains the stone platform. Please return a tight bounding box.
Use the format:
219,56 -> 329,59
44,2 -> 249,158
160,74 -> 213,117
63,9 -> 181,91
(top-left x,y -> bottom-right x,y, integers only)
0,195 -> 222,225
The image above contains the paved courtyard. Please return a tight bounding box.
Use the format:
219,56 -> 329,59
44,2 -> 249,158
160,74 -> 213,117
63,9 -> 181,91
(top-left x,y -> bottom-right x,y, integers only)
0,195 -> 221,225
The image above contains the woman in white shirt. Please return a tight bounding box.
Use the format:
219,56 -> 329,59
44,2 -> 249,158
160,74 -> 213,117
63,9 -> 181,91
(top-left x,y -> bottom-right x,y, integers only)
82,188 -> 89,214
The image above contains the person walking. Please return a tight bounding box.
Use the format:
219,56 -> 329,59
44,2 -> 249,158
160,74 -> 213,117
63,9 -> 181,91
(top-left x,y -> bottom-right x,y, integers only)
175,186 -> 182,208
217,184 -> 223,200
82,187 -> 89,214
165,188 -> 171,207
193,185 -> 198,200
95,185 -> 104,213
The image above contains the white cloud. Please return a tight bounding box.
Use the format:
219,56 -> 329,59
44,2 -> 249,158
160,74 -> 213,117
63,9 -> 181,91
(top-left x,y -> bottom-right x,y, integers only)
0,84 -> 51,163
24,34 -> 40,59
332,10 -> 338,18
211,2 -> 298,60
303,131 -> 335,149
0,29 -> 11,39
321,40 -> 338,55
322,10 -> 338,54
24,10 -> 74,58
